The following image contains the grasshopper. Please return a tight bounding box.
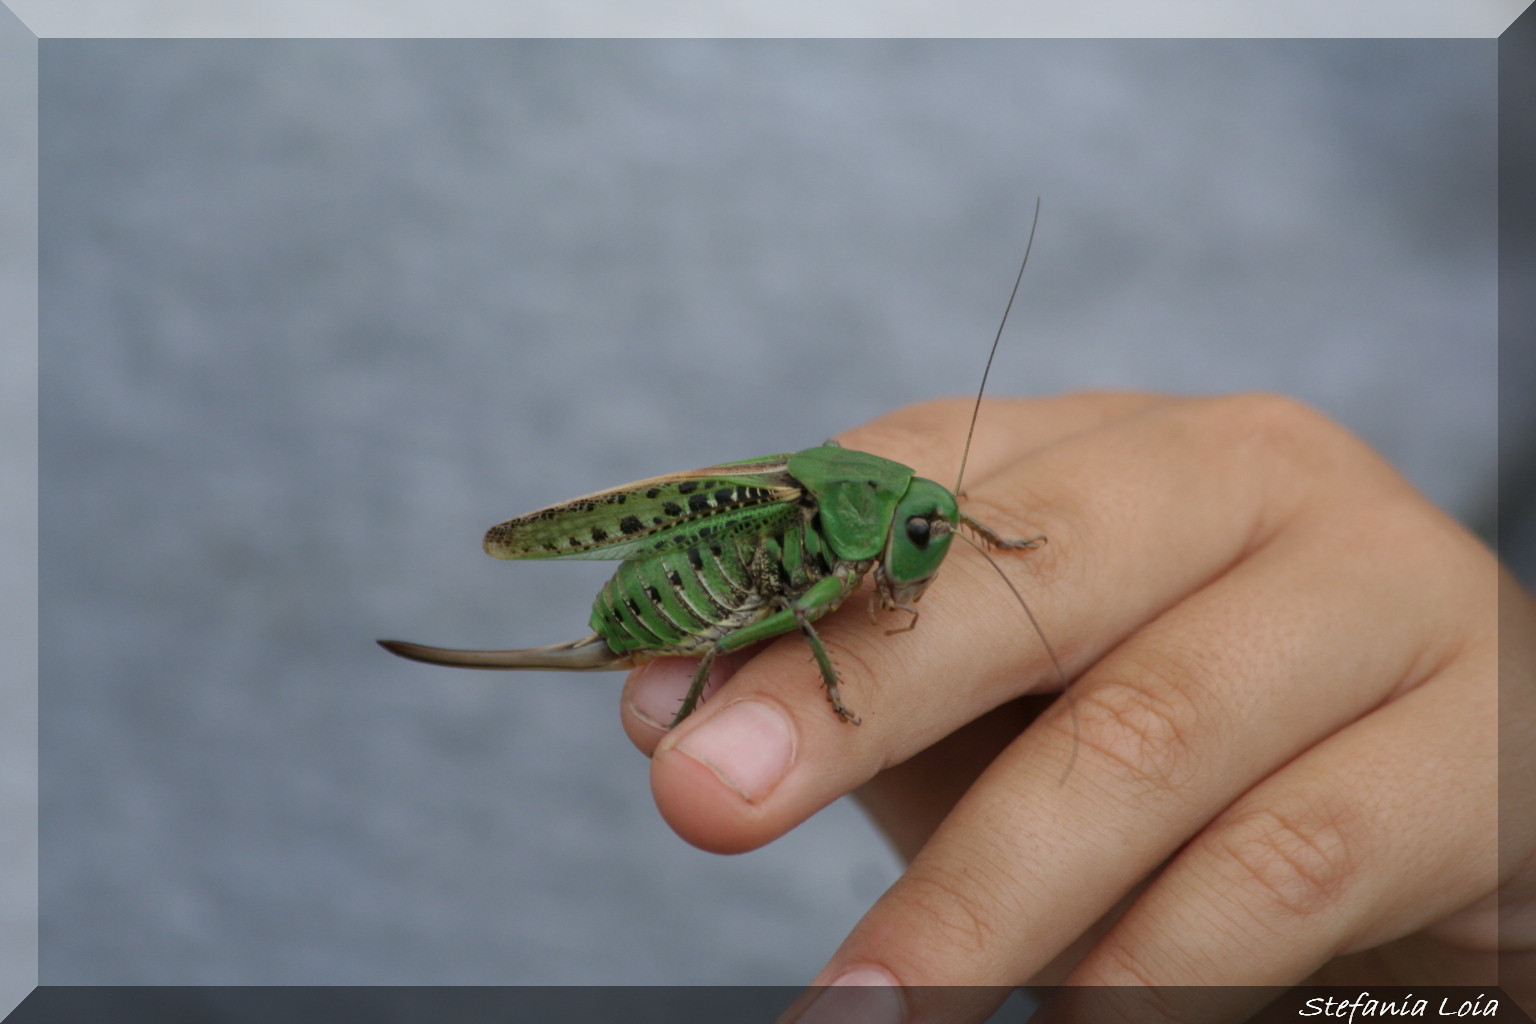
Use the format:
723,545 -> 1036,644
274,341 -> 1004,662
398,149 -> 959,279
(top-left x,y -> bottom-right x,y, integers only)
379,201 -> 1057,729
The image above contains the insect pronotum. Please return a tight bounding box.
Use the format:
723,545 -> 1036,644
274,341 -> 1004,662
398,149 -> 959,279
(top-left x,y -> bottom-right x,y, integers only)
379,198 -> 1063,729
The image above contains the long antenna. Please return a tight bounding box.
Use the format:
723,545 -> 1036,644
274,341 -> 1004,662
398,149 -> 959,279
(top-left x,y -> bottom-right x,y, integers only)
950,198 -> 1076,782
953,196 -> 1041,495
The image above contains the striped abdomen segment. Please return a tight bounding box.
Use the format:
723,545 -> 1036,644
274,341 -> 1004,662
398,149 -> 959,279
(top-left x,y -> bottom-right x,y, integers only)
590,516 -> 845,657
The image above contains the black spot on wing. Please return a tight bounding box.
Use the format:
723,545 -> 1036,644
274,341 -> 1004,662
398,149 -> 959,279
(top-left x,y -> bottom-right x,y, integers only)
619,515 -> 644,535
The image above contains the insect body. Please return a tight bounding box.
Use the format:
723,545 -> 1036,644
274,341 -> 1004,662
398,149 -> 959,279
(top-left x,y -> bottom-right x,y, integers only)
378,446 -> 1043,726
379,199 -> 1053,728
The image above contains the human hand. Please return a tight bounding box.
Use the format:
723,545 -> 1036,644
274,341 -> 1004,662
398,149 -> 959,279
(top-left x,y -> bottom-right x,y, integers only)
618,393 -> 1534,1023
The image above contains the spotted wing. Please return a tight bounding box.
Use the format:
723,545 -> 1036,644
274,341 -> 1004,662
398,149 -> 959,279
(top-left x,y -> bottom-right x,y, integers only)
483,455 -> 805,561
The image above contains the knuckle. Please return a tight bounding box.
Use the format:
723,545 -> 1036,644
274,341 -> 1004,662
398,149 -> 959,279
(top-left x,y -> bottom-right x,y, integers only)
1211,800 -> 1358,925
1198,392 -> 1336,447
1068,663 -> 1201,794
1193,392 -> 1356,486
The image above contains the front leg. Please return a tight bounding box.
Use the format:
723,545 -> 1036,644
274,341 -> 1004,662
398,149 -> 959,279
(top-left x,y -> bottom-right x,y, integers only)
959,510 -> 1046,551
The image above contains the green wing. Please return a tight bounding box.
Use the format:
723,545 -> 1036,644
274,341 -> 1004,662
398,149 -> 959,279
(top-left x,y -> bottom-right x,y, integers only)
483,455 -> 804,561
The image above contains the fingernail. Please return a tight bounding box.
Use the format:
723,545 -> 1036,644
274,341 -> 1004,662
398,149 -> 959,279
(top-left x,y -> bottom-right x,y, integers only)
795,968 -> 904,1024
675,699 -> 794,803
628,663 -> 685,729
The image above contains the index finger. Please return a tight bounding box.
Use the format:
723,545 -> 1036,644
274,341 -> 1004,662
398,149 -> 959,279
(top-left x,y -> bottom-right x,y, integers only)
632,392 -> 1291,852
619,391 -> 1159,753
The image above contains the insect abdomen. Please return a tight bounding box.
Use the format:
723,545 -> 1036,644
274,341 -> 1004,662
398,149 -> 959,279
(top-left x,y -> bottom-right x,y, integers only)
591,517 -> 839,657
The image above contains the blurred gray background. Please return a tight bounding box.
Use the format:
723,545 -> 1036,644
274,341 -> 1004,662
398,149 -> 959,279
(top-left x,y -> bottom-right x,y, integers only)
39,40 -> 1500,985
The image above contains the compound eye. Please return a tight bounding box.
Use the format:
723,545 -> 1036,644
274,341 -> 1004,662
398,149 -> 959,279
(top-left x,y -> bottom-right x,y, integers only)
905,515 -> 931,548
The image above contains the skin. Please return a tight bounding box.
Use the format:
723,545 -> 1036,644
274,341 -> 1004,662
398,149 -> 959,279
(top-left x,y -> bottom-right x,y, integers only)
617,393 -> 1535,1024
